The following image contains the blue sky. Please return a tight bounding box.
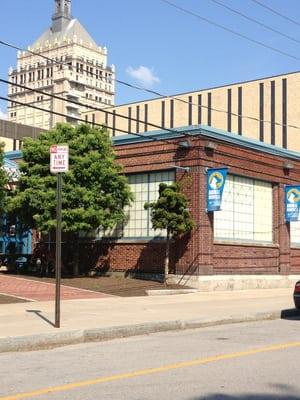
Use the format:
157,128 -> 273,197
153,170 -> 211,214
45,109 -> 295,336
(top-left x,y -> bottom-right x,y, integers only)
1,0 -> 300,117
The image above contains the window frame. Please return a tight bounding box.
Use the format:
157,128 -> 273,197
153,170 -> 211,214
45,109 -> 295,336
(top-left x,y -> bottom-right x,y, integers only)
98,169 -> 175,241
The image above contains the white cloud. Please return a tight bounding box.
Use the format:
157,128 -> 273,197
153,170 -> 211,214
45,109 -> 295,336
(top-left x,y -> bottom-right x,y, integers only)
0,107 -> 7,120
126,66 -> 160,88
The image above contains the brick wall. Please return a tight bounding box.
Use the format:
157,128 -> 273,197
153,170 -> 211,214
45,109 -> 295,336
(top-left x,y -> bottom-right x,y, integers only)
290,249 -> 300,274
79,135 -> 300,276
213,244 -> 279,275
75,241 -> 168,275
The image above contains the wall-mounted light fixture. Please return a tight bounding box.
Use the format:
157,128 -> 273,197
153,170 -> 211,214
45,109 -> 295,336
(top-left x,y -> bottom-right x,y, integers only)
178,139 -> 191,149
170,165 -> 190,172
204,141 -> 217,151
284,161 -> 294,170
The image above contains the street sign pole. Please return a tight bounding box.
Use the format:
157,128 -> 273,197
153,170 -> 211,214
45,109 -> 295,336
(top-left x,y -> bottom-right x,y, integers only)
55,172 -> 62,328
50,144 -> 69,329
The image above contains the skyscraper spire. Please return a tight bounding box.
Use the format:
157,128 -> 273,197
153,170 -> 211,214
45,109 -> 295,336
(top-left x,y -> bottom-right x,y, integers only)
52,0 -> 72,33
8,0 -> 115,132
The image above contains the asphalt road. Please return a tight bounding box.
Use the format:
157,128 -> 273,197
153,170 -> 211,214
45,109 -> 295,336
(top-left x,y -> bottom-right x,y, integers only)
0,318 -> 300,400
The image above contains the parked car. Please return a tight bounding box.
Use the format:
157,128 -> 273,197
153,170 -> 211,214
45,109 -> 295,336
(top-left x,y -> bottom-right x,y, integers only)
294,281 -> 300,309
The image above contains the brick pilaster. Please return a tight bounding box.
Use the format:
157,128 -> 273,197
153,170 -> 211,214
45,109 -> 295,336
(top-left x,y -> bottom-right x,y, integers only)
278,184 -> 291,274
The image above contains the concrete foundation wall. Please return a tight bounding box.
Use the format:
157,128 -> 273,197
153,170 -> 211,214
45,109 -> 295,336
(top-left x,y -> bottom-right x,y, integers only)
168,274 -> 300,291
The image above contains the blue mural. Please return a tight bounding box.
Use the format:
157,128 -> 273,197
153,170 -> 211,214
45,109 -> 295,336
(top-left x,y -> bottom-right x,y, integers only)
1,152 -> 32,256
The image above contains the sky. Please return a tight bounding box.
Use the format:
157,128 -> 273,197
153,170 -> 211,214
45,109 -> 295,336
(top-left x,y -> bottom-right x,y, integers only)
1,0 -> 300,117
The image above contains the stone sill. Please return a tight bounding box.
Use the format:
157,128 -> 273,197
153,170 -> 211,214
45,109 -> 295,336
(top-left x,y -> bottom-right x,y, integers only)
95,238 -> 167,245
214,240 -> 279,248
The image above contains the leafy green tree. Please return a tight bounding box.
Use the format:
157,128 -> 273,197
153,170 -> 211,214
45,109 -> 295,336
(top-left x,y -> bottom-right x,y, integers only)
145,182 -> 194,282
8,123 -> 133,275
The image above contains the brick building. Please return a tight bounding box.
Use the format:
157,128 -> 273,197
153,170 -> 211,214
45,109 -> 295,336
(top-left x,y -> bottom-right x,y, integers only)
79,124 -> 300,289
3,123 -> 300,288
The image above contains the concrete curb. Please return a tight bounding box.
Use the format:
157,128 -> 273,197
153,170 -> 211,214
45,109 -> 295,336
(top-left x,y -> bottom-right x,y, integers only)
0,309 -> 299,353
146,289 -> 198,296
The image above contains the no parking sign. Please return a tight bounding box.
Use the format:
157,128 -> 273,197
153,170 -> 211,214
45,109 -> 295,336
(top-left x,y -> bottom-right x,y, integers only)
50,145 -> 69,174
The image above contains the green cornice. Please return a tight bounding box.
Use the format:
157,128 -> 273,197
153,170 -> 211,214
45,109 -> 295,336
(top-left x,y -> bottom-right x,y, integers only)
112,124 -> 300,161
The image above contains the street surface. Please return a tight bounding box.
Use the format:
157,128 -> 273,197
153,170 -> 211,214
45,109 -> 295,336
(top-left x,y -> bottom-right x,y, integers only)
0,318 -> 299,399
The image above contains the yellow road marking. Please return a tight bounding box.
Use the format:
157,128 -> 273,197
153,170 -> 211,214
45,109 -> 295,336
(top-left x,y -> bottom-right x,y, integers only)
1,341 -> 300,400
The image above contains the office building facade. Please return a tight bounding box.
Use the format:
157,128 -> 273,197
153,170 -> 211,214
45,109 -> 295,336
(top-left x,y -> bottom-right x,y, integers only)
87,71 -> 300,152
7,0 -> 115,150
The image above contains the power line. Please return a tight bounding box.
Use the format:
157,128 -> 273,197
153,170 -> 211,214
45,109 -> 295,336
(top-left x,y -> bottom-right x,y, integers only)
3,78 -> 203,145
4,74 -> 300,134
7,90 -> 299,184
210,0 -> 300,45
250,0 -> 300,28
0,78 -> 185,137
160,0 -> 300,60
0,95 -> 176,145
3,89 -> 300,177
1,38 -> 300,133
0,39 -> 164,99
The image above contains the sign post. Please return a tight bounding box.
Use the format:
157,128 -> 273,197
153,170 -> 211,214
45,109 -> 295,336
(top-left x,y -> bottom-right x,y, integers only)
50,145 -> 69,328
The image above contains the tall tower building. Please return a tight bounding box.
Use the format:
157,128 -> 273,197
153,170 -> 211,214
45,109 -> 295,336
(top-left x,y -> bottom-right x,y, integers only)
7,0 -> 115,146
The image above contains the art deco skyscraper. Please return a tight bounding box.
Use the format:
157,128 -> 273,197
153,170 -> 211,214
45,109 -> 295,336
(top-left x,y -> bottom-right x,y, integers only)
8,0 -> 115,141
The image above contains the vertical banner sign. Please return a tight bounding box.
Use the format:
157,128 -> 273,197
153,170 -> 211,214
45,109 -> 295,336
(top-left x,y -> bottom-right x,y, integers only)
207,167 -> 228,212
285,185 -> 300,221
50,144 -> 69,328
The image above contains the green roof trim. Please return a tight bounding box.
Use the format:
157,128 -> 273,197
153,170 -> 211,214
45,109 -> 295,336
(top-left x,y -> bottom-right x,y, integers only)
5,124 -> 300,162
112,124 -> 300,161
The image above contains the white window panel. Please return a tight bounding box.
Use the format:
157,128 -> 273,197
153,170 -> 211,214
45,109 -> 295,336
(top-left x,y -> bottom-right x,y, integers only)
122,170 -> 175,238
135,192 -> 142,201
214,174 -> 272,243
291,220 -> 300,246
254,181 -> 273,242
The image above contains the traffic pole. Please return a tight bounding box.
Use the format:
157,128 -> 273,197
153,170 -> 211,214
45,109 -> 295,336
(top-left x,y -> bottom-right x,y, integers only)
55,172 -> 62,328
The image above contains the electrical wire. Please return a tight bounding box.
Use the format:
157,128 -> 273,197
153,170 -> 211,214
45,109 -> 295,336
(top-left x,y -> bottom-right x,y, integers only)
250,0 -> 300,28
2,79 -> 298,145
210,0 -> 300,45
0,95 -> 176,145
5,75 -> 300,137
0,39 -> 164,99
5,90 -> 300,197
160,0 -> 300,60
0,37 -> 300,133
3,93 -> 300,188
2,78 -> 206,147
0,78 -> 185,137
1,38 -> 300,133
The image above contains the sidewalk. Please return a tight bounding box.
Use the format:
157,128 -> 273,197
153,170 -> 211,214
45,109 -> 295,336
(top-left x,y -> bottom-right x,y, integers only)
0,287 -> 298,353
0,274 -> 113,301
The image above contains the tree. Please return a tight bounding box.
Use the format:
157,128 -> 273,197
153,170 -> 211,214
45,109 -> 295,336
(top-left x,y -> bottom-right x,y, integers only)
145,182 -> 194,283
8,123 -> 133,275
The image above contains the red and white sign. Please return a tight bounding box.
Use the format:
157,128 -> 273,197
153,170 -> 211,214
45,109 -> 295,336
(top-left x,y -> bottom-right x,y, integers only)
50,144 -> 69,173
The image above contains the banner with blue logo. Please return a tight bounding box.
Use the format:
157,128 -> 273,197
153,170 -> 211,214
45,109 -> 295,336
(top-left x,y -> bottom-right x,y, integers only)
285,185 -> 300,221
207,167 -> 228,212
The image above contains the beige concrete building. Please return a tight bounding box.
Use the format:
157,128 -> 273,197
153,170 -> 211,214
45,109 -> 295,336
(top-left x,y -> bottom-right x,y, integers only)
0,119 -> 44,151
7,0 -> 115,150
86,71 -> 300,152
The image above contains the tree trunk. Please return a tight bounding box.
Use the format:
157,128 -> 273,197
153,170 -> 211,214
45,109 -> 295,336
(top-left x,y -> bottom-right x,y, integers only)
164,230 -> 170,285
